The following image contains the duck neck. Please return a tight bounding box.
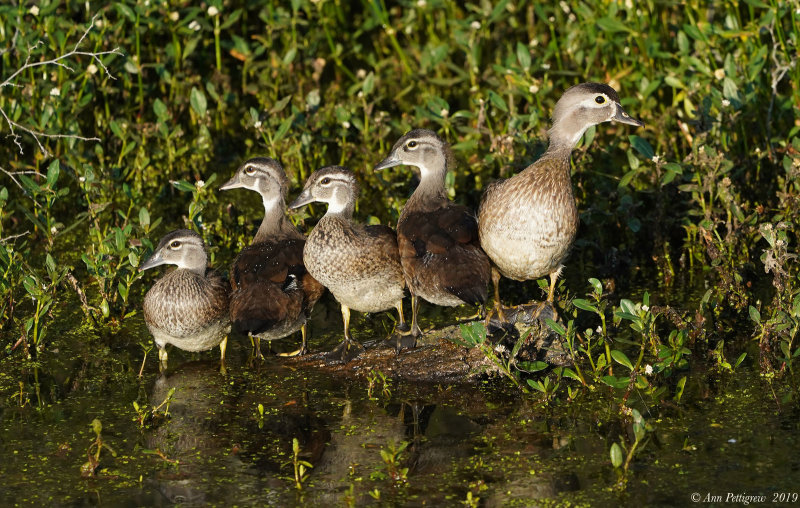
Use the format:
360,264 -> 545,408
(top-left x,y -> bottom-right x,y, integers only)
324,187 -> 356,219
406,159 -> 448,212
254,195 -> 301,243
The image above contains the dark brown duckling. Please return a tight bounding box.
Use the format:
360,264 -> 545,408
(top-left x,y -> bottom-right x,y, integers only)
220,157 -> 325,357
478,82 -> 644,318
289,166 -> 410,362
141,229 -> 230,370
375,129 -> 491,339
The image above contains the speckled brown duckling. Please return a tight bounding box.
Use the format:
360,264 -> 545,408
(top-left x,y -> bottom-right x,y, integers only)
375,129 -> 491,338
289,166 -> 410,363
478,82 -> 644,317
220,157 -> 325,357
141,229 -> 230,370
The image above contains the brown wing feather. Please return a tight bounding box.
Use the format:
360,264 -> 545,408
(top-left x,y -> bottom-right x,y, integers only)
398,204 -> 490,305
229,238 -> 323,335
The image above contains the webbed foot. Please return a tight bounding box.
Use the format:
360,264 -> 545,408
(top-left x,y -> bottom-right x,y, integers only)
325,338 -> 365,365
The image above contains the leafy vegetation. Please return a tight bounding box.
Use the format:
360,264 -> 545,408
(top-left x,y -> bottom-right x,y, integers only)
1,0 -> 799,502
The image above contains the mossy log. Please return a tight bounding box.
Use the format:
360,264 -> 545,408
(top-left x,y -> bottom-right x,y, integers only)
287,302 -> 572,384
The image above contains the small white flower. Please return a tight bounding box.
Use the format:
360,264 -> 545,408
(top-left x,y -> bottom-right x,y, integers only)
651,155 -> 660,164
29,5 -> 39,15
356,69 -> 367,79
195,180 -> 205,189
95,19 -> 103,28
529,84 -> 539,94
542,63 -> 551,70
440,108 -> 449,117
254,120 -> 262,129
559,1 -> 570,14
714,68 -> 725,80
79,176 -> 86,183
50,225 -> 58,234
188,20 -> 201,31
207,6 -> 219,16
642,305 -> 649,312
417,0 -> 426,6
169,11 -> 179,22
470,21 -> 481,30
596,326 -> 602,334
49,87 -> 60,97
357,91 -> 364,98
721,99 -> 730,107
342,121 -> 351,129
644,364 -> 653,375
87,64 -> 98,75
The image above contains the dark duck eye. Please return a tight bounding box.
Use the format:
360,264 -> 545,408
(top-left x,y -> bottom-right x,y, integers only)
321,177 -> 331,185
595,95 -> 606,104
169,241 -> 181,249
406,140 -> 418,149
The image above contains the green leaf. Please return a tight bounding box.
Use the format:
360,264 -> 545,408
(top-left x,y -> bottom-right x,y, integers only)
516,41 -> 530,70
487,90 -> 508,112
46,160 -> 60,187
610,443 -> 623,468
362,71 -> 375,95
153,98 -> 168,120
190,87 -> 208,116
560,368 -> 582,382
273,114 -> 294,143
545,318 -> 565,336
748,305 -> 760,324
601,375 -> 629,389
629,135 -> 654,160
139,207 -> 150,227
611,350 -> 634,370
517,361 -> 548,373
572,298 -> 598,313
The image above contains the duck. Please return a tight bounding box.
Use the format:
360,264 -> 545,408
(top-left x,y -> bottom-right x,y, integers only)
477,82 -> 644,319
289,166 -> 410,362
140,229 -> 230,370
220,157 -> 325,357
375,129 -> 491,340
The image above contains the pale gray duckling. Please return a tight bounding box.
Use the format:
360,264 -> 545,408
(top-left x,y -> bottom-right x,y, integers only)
478,82 -> 644,320
289,166 -> 410,363
375,129 -> 491,339
141,229 -> 230,370
220,157 -> 325,357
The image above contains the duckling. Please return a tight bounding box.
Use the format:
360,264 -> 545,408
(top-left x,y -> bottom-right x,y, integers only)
289,166 -> 410,362
375,129 -> 491,339
141,229 -> 230,370
220,157 -> 325,357
478,82 -> 644,318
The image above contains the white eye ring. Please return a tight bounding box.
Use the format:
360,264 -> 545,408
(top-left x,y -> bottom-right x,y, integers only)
169,241 -> 181,249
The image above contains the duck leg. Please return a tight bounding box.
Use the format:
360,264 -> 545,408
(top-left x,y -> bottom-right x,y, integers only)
386,300 -> 416,351
409,295 -> 423,337
530,269 -> 561,322
278,323 -> 309,357
327,304 -> 365,364
158,346 -> 168,372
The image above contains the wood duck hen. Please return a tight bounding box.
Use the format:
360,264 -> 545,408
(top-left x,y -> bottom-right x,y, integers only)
141,229 -> 230,370
375,129 -> 491,339
220,157 -> 325,357
290,166 -> 410,362
478,82 -> 644,318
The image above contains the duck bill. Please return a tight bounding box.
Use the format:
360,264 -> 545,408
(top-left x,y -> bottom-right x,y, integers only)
139,251 -> 165,272
374,155 -> 402,171
613,104 -> 645,127
288,189 -> 314,209
219,173 -> 242,191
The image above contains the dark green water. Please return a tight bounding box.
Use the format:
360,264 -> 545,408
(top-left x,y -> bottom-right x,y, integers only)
1,288 -> 798,507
